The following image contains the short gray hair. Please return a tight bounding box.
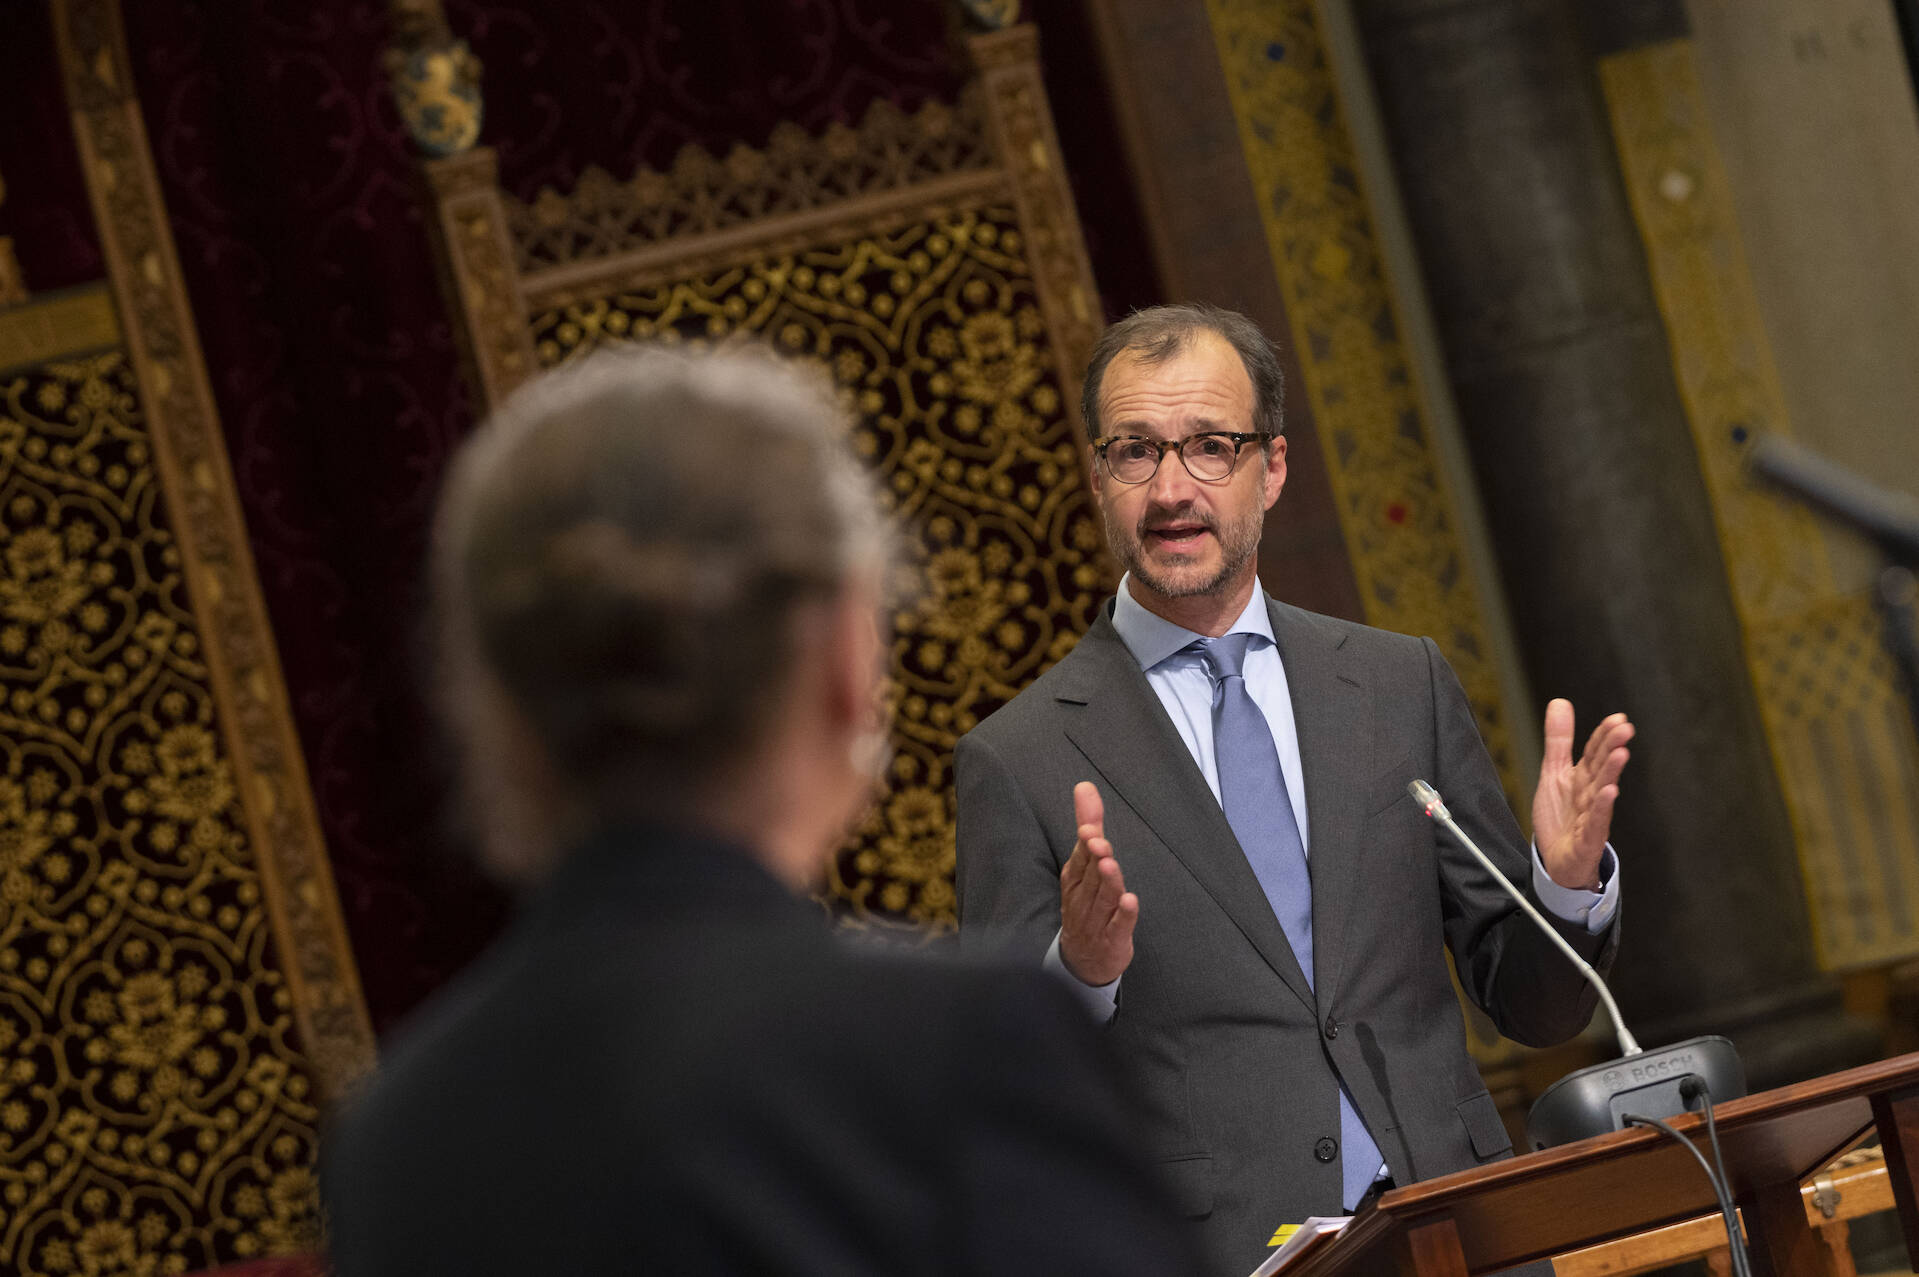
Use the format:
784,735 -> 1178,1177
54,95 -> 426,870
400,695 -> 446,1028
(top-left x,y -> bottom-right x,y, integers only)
1079,303 -> 1285,442
431,345 -> 890,879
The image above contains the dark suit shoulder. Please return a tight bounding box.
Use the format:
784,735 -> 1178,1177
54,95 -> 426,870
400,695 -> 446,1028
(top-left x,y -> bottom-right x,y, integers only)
848,949 -> 1098,1039
1268,598 -> 1430,662
765,945 -> 1103,1077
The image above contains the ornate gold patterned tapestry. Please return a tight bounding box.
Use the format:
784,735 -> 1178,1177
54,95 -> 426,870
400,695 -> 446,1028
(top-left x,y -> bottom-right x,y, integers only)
0,344 -> 323,1273
530,205 -> 1112,931
0,3 -> 376,1270
1200,0 -> 1525,812
1601,41 -> 1919,969
416,22 -> 1108,934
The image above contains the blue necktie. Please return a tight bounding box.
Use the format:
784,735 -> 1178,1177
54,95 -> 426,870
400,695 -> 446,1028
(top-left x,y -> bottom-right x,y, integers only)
1202,633 -> 1384,1209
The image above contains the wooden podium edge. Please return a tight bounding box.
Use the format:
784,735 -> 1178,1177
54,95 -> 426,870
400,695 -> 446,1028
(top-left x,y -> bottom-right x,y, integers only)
1380,1053 -> 1919,1215
1284,1053 -> 1919,1276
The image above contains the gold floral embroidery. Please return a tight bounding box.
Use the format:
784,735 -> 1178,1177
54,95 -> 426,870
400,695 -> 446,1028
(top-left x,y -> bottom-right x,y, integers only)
0,354 -> 323,1275
531,205 -> 1114,932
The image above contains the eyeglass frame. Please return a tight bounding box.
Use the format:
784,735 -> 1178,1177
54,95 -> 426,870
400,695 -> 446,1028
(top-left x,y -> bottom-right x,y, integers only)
1091,431 -> 1277,486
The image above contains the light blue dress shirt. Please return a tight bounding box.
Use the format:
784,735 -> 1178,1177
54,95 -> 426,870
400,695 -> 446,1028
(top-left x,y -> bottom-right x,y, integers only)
1045,575 -> 1621,1011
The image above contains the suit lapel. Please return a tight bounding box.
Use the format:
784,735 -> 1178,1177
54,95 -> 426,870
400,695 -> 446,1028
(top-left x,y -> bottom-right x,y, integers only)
1267,598 -> 1372,1008
1055,607 -> 1315,1012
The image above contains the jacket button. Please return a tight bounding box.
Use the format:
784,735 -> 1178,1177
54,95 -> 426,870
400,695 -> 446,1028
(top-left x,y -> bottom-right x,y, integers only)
1324,1016 -> 1339,1040
1314,1137 -> 1338,1163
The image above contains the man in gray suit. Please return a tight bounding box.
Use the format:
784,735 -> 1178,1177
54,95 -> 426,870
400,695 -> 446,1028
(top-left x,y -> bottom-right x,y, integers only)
956,304 -> 1634,1274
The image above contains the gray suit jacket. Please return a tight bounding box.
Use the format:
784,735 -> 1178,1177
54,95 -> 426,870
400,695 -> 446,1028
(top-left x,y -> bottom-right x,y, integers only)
956,595 -> 1618,1273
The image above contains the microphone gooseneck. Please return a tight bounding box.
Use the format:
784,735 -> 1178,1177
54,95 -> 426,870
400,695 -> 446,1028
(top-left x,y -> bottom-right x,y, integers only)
1407,779 -> 1642,1057
1411,780 -> 1745,1152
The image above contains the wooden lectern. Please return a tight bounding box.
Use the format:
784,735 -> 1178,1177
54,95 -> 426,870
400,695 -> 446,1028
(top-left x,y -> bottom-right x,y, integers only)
1280,1053 -> 1919,1277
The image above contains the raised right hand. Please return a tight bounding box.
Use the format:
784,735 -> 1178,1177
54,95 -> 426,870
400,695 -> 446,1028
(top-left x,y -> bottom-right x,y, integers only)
1058,781 -> 1138,987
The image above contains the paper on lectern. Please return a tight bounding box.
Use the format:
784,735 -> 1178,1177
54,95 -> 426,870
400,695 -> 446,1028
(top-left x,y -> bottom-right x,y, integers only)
1247,1216 -> 1350,1277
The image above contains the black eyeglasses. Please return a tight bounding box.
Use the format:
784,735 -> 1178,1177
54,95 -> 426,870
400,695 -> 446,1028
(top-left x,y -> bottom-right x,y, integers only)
1093,432 -> 1274,485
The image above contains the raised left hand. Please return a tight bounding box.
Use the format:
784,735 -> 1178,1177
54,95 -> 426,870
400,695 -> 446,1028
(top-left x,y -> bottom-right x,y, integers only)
1532,699 -> 1634,891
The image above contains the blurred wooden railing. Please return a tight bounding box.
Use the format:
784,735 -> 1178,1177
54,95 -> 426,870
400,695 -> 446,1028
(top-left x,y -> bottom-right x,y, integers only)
1554,1148 -> 1894,1277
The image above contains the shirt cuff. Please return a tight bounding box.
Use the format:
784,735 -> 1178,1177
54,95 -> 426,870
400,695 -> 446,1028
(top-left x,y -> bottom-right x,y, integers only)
1531,843 -> 1620,935
1044,930 -> 1121,1022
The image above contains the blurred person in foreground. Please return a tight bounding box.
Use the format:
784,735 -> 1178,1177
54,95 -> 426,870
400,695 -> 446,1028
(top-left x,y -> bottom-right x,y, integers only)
320,347 -> 1199,1276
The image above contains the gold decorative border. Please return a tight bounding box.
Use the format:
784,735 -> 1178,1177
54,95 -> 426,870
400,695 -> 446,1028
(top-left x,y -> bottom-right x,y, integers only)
0,284 -> 121,375
520,171 -> 1014,310
52,0 -> 376,1097
502,93 -> 995,274
1600,40 -> 1919,969
966,26 -> 1104,426
425,148 -> 541,408
1201,0 -> 1523,800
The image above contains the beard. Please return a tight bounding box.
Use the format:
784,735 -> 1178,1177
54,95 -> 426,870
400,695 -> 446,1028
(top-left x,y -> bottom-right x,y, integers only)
1105,496 -> 1265,600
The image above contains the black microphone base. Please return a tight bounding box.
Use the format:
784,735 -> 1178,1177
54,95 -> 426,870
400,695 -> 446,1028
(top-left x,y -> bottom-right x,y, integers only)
1526,1035 -> 1746,1150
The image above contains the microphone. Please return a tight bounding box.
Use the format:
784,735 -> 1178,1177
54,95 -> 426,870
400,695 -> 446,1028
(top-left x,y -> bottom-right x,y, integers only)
1409,780 -> 1638,1055
1747,434 -> 1919,564
1408,779 -> 1746,1148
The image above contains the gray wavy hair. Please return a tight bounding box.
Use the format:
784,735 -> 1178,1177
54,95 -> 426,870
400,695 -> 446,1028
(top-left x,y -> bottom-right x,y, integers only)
431,344 -> 891,881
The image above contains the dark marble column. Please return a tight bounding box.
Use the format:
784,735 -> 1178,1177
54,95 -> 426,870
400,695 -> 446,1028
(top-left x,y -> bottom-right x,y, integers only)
1351,0 -> 1876,1084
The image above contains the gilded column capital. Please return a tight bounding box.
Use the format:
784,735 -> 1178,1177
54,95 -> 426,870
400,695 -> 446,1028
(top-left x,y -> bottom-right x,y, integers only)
384,0 -> 483,157
955,0 -> 1020,32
